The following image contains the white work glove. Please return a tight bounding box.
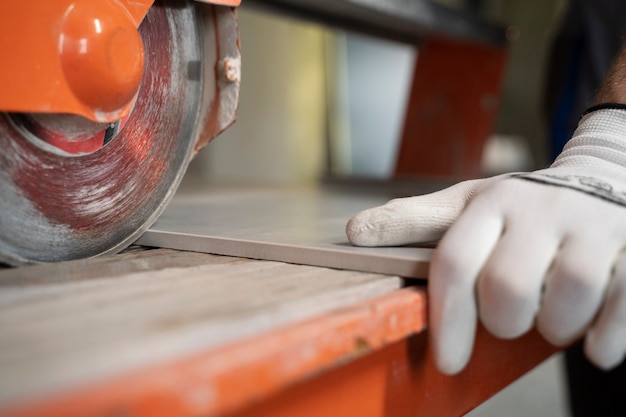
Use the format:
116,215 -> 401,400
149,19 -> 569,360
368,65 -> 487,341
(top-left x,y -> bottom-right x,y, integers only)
346,108 -> 626,374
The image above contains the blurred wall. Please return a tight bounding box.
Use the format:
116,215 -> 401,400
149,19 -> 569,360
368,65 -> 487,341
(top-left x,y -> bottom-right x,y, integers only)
484,0 -> 565,166
189,7 -> 328,185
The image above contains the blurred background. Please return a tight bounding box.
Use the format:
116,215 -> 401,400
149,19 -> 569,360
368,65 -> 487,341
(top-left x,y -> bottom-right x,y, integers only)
187,0 -> 567,186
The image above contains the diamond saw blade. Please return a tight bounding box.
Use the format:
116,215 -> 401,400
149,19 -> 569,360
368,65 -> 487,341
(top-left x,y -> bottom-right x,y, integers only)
0,0 -> 203,265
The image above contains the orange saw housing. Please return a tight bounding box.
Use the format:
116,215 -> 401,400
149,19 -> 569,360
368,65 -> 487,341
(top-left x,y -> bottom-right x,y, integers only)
0,0 -> 240,124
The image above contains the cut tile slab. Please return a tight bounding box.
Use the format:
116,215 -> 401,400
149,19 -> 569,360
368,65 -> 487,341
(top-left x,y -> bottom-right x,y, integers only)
137,188 -> 432,278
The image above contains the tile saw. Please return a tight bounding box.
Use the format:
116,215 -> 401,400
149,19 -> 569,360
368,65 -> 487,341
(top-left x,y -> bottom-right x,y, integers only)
0,0 -> 241,265
0,0 -> 506,268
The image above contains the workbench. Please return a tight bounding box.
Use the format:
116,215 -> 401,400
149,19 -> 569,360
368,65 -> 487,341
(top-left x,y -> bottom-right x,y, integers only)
0,245 -> 557,417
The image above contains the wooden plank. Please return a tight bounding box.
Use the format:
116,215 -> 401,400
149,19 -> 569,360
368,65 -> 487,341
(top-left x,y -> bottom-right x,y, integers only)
2,287 -> 426,417
2,285 -> 560,417
0,250 -> 402,410
0,248 -> 238,286
137,188 -> 433,278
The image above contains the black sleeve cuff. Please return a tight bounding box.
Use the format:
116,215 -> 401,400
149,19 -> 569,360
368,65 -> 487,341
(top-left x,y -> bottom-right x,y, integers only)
581,103 -> 626,117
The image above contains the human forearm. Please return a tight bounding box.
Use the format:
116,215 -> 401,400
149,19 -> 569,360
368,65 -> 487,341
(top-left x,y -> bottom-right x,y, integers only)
595,42 -> 626,104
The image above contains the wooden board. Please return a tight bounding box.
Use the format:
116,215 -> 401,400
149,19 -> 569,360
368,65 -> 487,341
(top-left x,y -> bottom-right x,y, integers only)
0,248 -> 403,410
137,188 -> 432,279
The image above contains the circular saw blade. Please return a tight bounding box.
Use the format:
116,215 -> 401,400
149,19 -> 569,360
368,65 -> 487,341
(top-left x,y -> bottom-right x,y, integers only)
0,0 -> 204,265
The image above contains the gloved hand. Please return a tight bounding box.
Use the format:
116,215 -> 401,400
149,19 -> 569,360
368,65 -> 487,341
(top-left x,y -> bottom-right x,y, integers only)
346,108 -> 626,374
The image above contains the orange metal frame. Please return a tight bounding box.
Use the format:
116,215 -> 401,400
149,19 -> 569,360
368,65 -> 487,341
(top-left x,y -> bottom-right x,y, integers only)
233,328 -> 557,417
0,0 -> 240,123
2,288 -> 558,417
394,36 -> 508,179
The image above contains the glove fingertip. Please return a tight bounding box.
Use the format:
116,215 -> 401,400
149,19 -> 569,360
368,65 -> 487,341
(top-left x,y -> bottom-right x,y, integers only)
433,345 -> 472,375
583,334 -> 626,371
430,314 -> 475,375
345,214 -> 379,247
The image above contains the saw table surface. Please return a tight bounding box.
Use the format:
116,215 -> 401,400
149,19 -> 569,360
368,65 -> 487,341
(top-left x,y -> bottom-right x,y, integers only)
0,243 -> 558,417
